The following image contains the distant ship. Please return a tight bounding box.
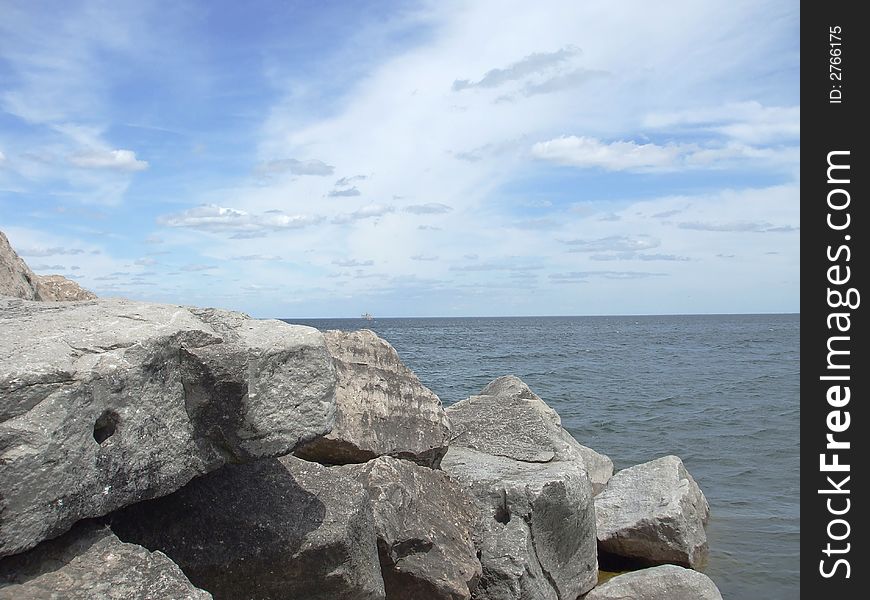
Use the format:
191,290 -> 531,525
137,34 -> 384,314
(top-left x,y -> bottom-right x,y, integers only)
361,312 -> 374,321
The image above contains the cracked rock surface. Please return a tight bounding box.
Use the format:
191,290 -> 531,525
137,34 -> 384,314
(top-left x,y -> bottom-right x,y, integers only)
584,565 -> 722,600
0,297 -> 336,557
0,521 -> 211,599
441,376 -> 598,600
296,329 -> 451,467
339,456 -> 482,600
595,455 -> 710,569
108,455 -> 385,600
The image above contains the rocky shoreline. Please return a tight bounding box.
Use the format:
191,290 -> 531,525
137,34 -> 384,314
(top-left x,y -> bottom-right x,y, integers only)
1,231 -> 722,599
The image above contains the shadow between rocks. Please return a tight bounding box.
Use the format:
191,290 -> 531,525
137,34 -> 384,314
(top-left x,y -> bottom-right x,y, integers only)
107,458 -> 325,599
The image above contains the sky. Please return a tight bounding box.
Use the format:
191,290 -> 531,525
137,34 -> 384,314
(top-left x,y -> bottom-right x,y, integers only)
0,0 -> 799,318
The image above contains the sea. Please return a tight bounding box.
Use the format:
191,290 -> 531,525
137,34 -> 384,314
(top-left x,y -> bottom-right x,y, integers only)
285,314 -> 800,600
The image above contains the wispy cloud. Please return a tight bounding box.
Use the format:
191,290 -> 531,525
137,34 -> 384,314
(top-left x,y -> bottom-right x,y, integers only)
533,136 -> 683,171
590,252 -> 690,262
678,221 -> 798,233
256,158 -> 335,176
550,271 -> 667,281
17,246 -> 87,257
404,203 -> 452,214
564,235 -> 660,252
68,149 -> 148,171
158,204 -> 323,233
331,204 -> 394,224
452,46 -> 580,91
231,254 -> 283,261
532,136 -> 796,172
644,102 -> 799,144
328,186 -> 362,197
335,175 -> 367,186
333,259 -> 374,267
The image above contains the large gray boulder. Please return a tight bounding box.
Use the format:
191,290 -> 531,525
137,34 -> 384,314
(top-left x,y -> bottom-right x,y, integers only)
595,455 -> 710,569
0,521 -> 211,600
0,297 -> 336,557
583,565 -> 723,600
0,230 -> 39,301
0,230 -> 96,302
441,376 -> 600,600
34,274 -> 97,302
296,329 -> 451,467
108,455 -> 385,600
443,447 -> 597,600
447,375 -> 612,492
341,456 -> 481,600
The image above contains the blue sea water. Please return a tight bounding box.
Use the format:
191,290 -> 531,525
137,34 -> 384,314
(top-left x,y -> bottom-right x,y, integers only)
286,314 -> 800,600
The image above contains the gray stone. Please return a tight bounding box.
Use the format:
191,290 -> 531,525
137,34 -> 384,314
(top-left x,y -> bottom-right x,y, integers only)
0,521 -> 211,600
0,230 -> 40,301
583,565 -> 723,600
34,274 -> 97,302
442,376 -> 601,599
0,297 -> 336,557
595,455 -> 710,569
447,375 -> 612,492
296,329 -> 450,467
442,445 -> 597,600
108,455 -> 385,600
0,231 -> 96,302
577,445 -> 614,496
341,456 -> 481,600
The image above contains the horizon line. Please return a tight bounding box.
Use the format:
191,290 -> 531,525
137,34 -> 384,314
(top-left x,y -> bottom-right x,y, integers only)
277,311 -> 801,320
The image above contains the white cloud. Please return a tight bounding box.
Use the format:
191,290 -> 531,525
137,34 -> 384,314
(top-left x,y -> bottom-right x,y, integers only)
565,235 -> 660,252
644,102 -> 799,144
678,221 -> 798,233
335,175 -> 367,186
257,158 -> 335,176
333,259 -> 374,267
532,136 -> 684,171
158,204 -> 323,233
452,46 -> 580,91
404,203 -> 453,214
328,186 -> 362,197
331,204 -> 395,224
550,270 -> 667,282
68,149 -> 148,171
231,254 -> 283,261
16,246 -> 87,257
532,135 -> 796,172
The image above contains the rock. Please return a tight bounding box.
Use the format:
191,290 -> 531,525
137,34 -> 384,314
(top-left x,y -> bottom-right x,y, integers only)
577,446 -> 614,496
108,455 -> 385,600
447,375 -> 612,492
0,230 -> 40,301
442,446 -> 597,600
595,455 -> 710,569
0,521 -> 211,600
0,297 -> 336,557
443,376 -> 600,599
34,274 -> 97,302
583,565 -> 723,600
295,329 -> 450,467
340,456 -> 481,600
0,231 -> 96,302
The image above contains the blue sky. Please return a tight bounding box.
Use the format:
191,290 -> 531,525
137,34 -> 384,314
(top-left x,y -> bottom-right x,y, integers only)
0,0 -> 799,317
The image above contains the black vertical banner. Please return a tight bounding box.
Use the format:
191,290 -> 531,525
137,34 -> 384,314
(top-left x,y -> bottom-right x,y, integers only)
802,2 -> 867,597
